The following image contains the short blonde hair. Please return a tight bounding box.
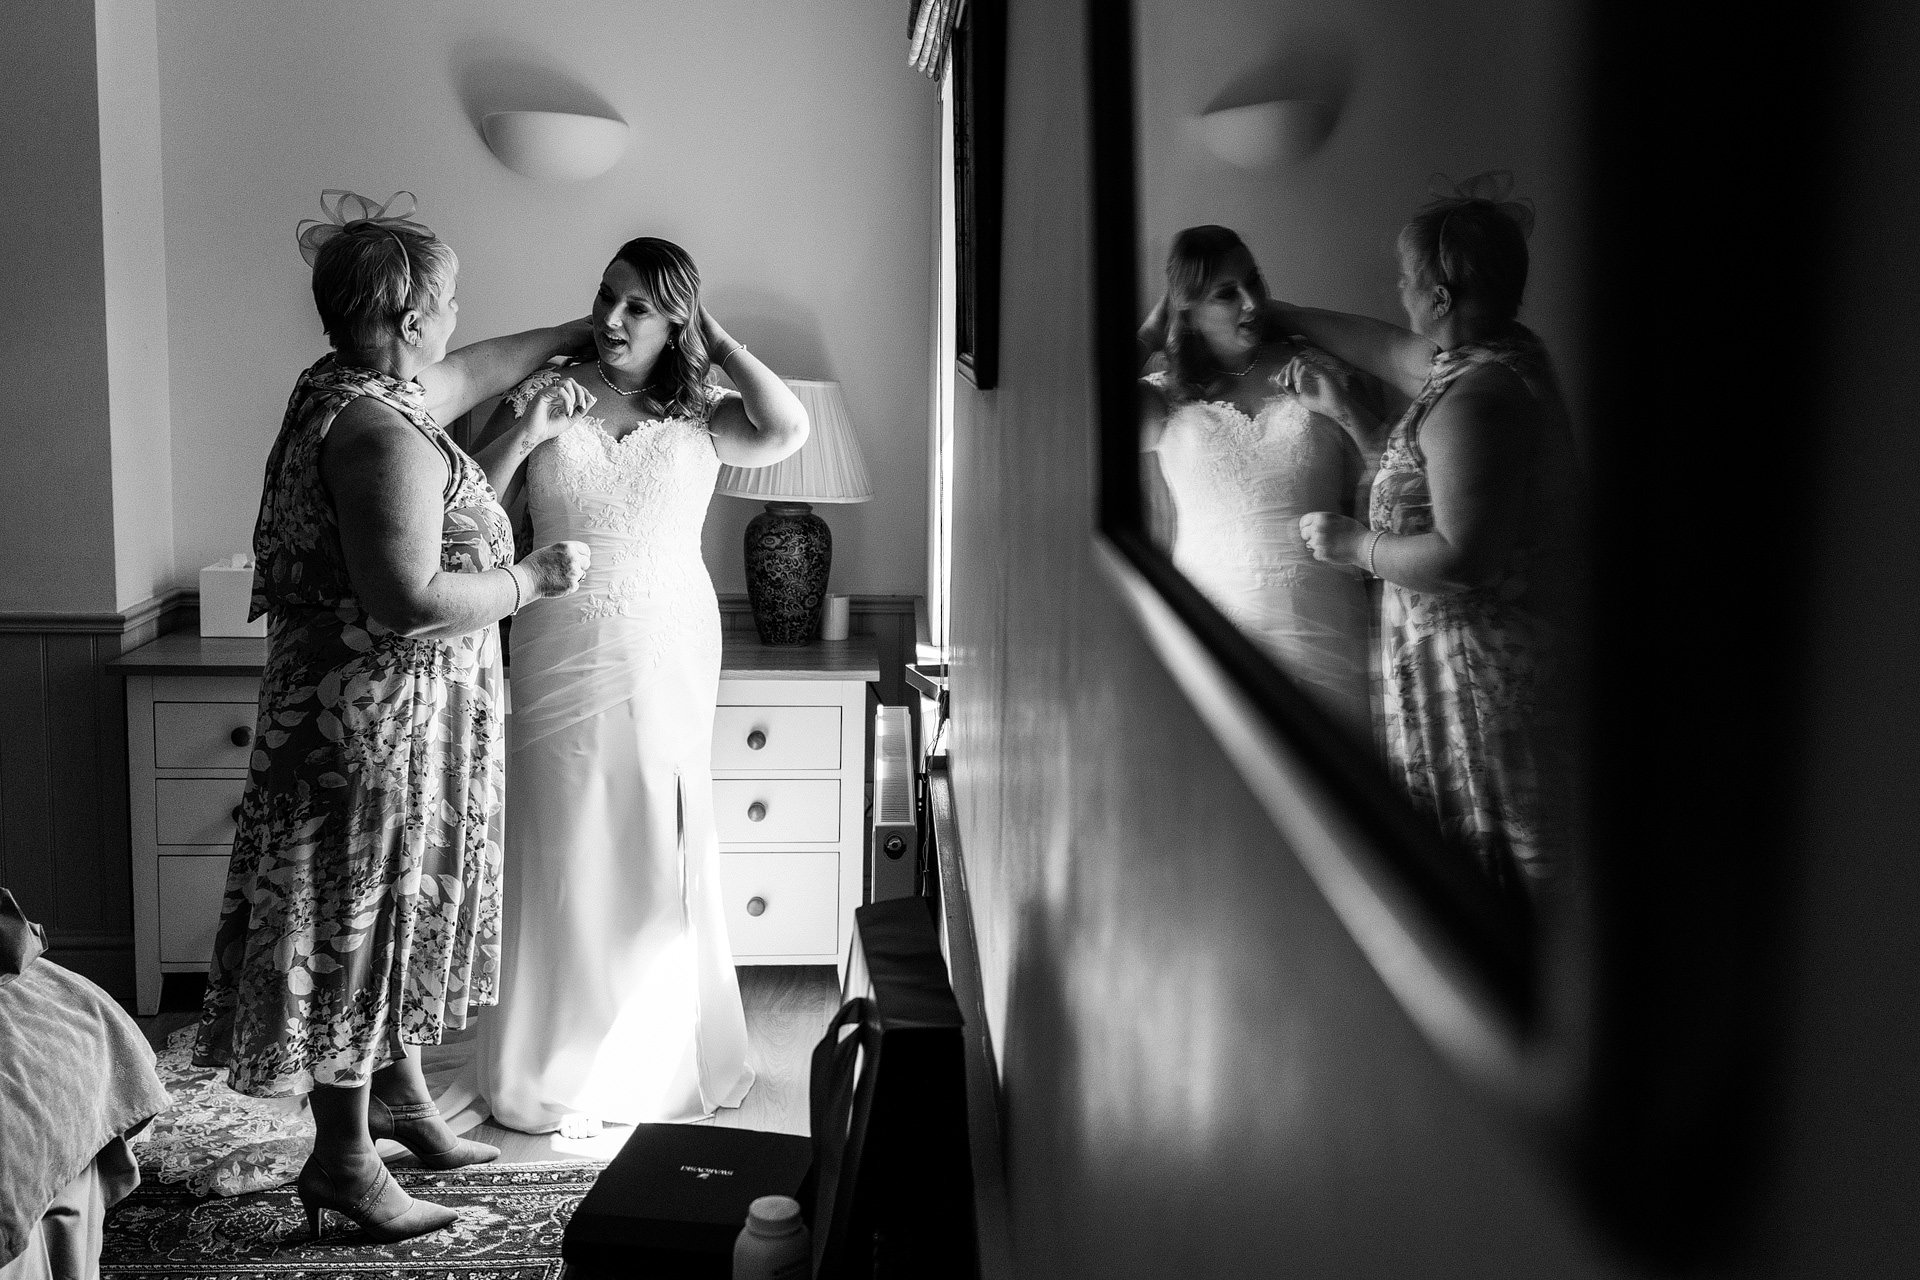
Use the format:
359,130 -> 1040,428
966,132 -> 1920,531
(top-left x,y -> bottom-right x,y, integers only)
310,221 -> 457,351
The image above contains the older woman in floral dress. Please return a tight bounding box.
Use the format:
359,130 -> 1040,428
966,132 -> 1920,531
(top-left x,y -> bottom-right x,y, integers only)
1290,176 -> 1582,913
192,197 -> 591,1243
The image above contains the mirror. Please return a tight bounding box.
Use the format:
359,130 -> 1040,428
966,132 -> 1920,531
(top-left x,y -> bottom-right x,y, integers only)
1112,0 -> 1590,994
1092,1 -> 1825,1262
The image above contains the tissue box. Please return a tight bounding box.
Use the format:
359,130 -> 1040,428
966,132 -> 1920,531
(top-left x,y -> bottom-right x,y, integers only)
199,560 -> 265,638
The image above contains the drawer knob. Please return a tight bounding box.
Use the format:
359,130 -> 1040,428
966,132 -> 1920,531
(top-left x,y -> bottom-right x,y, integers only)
230,805 -> 243,822
746,896 -> 767,917
229,726 -> 253,747
746,729 -> 767,751
747,801 -> 767,823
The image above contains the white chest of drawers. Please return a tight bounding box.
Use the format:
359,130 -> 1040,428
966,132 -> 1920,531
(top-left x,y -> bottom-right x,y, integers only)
113,633 -> 878,1015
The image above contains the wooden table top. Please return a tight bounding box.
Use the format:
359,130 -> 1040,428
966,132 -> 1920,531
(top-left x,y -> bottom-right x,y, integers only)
110,630 -> 881,681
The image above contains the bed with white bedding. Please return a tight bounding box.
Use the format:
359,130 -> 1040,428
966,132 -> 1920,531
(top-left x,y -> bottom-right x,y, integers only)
0,891 -> 168,1280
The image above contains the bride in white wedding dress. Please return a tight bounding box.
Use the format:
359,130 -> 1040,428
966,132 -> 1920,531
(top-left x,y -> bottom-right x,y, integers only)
1139,226 -> 1373,737
445,238 -> 807,1135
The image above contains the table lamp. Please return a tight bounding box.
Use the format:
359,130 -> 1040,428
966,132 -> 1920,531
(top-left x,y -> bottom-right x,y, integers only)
715,379 -> 874,644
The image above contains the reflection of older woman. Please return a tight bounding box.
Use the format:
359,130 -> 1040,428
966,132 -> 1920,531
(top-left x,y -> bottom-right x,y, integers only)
1289,177 -> 1580,906
192,208 -> 590,1242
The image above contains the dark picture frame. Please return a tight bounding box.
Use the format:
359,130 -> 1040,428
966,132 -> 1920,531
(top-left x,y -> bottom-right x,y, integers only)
952,0 -> 1005,390
1087,0 -> 1821,1265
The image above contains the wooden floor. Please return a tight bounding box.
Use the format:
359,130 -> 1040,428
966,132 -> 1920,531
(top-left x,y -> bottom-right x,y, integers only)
137,965 -> 843,1165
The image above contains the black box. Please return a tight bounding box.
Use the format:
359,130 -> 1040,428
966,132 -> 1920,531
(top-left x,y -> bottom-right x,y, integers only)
561,1123 -> 813,1278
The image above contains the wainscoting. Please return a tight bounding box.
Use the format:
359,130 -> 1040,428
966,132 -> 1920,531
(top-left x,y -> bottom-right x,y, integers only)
0,592 -> 192,1000
0,591 -> 919,1006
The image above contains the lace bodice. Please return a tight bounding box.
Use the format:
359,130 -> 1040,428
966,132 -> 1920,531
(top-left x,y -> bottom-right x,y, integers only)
1145,374 -> 1371,731
533,416 -> 719,615
1150,378 -> 1357,602
508,367 -> 729,627
501,367 -> 736,745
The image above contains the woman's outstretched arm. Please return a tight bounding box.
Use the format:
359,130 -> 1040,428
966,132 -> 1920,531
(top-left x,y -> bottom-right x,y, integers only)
1298,366 -> 1537,593
417,317 -> 594,424
323,397 -> 589,638
703,309 -> 810,468
1269,302 -> 1436,399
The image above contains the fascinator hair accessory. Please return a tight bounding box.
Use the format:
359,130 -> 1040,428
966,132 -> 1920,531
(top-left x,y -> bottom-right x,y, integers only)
295,189 -> 432,267
1425,170 -> 1536,239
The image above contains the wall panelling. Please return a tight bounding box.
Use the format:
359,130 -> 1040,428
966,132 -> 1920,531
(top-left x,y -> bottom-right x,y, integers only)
0,595 -> 189,999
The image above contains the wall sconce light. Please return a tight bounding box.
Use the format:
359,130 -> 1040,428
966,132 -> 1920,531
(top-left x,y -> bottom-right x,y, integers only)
481,110 -> 629,182
1196,38 -> 1352,170
1197,99 -> 1335,169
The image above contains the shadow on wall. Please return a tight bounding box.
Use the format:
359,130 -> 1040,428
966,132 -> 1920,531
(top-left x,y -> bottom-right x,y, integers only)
449,35 -> 623,129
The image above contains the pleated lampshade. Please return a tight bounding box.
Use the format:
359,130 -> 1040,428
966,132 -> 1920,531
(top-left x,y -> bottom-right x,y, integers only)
714,379 -> 874,503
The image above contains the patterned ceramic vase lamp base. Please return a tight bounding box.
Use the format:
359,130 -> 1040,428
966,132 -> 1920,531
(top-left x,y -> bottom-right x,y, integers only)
744,501 -> 833,644
715,379 -> 873,646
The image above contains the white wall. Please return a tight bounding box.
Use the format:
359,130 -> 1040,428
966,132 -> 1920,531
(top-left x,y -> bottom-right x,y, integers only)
98,0 -> 176,612
0,0 -> 119,613
154,0 -> 936,596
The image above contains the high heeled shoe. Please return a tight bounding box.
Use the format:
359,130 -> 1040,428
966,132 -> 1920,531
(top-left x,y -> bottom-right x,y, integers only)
295,1154 -> 459,1243
367,1096 -> 500,1170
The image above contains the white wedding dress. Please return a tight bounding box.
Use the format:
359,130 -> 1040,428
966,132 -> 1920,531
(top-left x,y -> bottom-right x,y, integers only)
447,369 -> 754,1133
1147,373 -> 1372,736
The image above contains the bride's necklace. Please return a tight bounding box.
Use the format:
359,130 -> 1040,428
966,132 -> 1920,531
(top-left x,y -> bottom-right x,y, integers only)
595,361 -> 647,397
1210,354 -> 1258,389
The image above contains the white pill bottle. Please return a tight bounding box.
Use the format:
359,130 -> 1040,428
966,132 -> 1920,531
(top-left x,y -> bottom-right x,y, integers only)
733,1194 -> 811,1280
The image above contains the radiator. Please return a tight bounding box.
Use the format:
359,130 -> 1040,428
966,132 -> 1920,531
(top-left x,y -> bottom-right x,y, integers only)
870,704 -> 919,901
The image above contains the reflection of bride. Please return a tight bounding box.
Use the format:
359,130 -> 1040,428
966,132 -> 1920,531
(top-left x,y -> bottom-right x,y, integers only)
443,237 -> 808,1136
1139,225 -> 1372,736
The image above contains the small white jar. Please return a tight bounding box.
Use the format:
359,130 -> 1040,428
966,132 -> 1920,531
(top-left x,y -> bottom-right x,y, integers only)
733,1194 -> 810,1280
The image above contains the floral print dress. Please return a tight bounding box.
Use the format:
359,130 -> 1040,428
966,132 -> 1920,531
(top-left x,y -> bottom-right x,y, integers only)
1370,327 -> 1576,902
194,356 -> 511,1098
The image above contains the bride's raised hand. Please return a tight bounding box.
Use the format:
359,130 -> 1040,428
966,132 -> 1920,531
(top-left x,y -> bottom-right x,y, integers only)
1137,293 -> 1171,360
522,378 -> 597,446
697,304 -> 735,354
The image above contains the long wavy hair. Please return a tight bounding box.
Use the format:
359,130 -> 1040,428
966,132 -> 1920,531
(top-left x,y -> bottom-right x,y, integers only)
1163,225 -> 1280,403
610,236 -> 712,420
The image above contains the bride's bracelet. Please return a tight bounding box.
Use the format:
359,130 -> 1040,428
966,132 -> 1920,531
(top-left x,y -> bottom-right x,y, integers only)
1365,529 -> 1387,578
717,342 -> 748,370
501,565 -> 524,615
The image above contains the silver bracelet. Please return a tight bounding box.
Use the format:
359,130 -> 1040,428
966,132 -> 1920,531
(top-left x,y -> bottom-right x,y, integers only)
502,565 -> 523,615
1365,529 -> 1387,578
719,343 -> 748,369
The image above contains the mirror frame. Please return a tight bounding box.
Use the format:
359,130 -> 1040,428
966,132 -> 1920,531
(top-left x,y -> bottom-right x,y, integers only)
1085,0 -> 1817,1264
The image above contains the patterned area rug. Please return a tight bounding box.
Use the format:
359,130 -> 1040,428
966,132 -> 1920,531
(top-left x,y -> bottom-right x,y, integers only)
134,1026 -> 313,1197
102,1162 -> 601,1279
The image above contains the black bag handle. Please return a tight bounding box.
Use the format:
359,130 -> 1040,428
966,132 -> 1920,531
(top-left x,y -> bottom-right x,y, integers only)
808,996 -> 868,1278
